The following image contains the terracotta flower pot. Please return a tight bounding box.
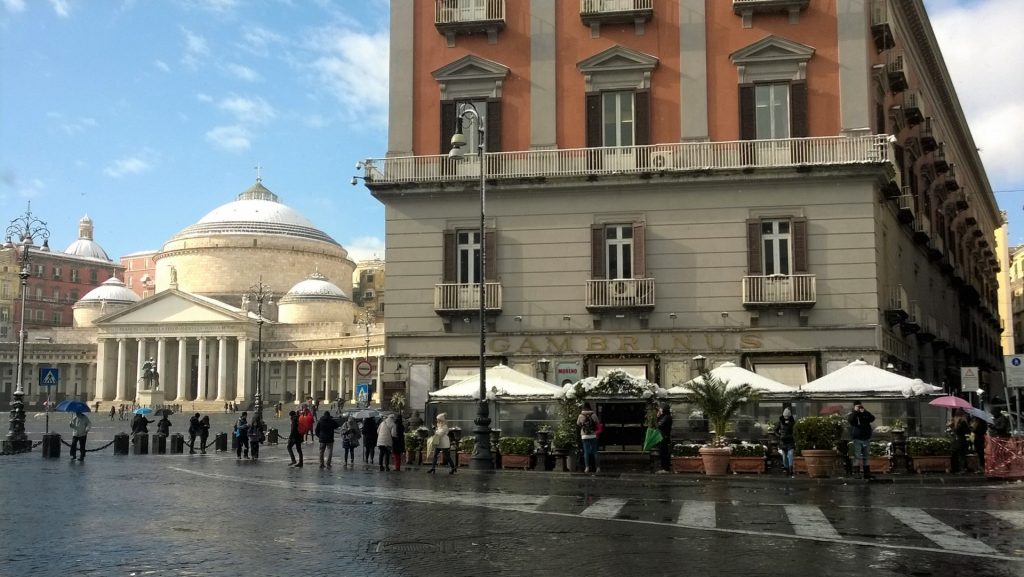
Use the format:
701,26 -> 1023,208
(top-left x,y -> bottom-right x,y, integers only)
729,456 -> 766,474
671,456 -> 704,473
802,449 -> 837,478
699,446 -> 732,475
912,455 -> 951,473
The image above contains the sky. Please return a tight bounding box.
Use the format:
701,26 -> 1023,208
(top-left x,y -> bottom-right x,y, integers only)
0,0 -> 1022,265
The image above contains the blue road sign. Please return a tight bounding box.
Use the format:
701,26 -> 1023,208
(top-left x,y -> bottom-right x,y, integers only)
39,367 -> 59,387
356,383 -> 370,408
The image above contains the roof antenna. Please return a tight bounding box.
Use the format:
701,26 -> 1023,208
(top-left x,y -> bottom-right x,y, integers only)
254,161 -> 263,184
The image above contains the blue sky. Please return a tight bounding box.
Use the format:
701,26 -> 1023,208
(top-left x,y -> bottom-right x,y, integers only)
1,0 -> 1021,263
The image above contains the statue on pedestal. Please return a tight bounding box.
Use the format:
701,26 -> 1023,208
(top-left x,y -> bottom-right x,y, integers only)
140,357 -> 160,391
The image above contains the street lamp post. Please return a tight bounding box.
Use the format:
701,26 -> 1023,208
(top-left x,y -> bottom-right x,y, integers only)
244,280 -> 273,424
4,203 -> 49,453
357,308 -> 375,408
450,102 -> 493,469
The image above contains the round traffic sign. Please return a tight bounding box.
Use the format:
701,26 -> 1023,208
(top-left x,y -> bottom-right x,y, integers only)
356,359 -> 373,377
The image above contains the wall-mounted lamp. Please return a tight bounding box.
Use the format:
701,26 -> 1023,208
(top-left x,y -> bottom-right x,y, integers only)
562,315 -> 571,321
669,313 -> 677,319
692,354 -> 708,373
514,316 -> 522,321
614,313 -> 625,319
537,357 -> 550,382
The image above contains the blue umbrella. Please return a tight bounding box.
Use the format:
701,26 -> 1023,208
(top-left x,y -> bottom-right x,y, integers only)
133,407 -> 154,415
54,399 -> 90,413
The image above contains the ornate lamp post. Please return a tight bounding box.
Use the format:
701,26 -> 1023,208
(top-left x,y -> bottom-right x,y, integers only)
4,203 -> 49,453
449,102 -> 493,469
244,280 -> 273,423
356,308 -> 375,407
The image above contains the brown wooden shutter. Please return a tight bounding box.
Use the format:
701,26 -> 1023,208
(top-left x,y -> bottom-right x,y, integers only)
632,221 -> 646,278
591,224 -> 606,279
485,228 -> 497,281
739,84 -> 756,140
586,93 -> 602,148
440,100 -> 457,155
792,217 -> 808,274
746,219 -> 763,274
634,89 -> 651,146
789,80 -> 808,138
486,99 -> 502,153
442,229 -> 457,282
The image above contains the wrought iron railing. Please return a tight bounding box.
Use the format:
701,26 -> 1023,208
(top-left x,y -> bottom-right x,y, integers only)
433,282 -> 502,312
742,274 -> 816,306
586,278 -> 656,309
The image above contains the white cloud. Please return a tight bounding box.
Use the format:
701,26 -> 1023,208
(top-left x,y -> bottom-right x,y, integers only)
226,63 -> 260,82
60,116 -> 98,136
183,0 -> 238,13
929,0 -> 1024,186
305,26 -> 389,126
104,155 -> 153,178
2,0 -> 26,13
195,92 -> 213,103
181,27 -> 210,69
239,26 -> 285,57
218,95 -> 275,123
154,60 -> 170,73
344,236 -> 385,263
48,0 -> 69,17
205,125 -> 250,152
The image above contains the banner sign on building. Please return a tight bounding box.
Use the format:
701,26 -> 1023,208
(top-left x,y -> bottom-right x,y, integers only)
1005,356 -> 1024,388
556,362 -> 579,386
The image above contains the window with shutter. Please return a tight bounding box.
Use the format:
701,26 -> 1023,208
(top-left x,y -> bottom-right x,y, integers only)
748,217 -> 808,275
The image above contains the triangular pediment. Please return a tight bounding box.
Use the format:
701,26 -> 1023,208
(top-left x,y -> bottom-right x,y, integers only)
578,45 -> 658,74
96,290 -> 253,326
730,35 -> 815,65
432,55 -> 509,83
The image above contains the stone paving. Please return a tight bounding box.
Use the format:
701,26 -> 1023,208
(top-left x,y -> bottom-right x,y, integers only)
2,410 -> 1024,576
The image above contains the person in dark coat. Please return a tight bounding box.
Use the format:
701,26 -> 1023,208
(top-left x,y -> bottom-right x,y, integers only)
775,407 -> 797,477
235,412 -> 250,459
340,416 -> 360,465
950,409 -> 970,474
156,415 -> 172,437
287,410 -> 304,467
991,408 -> 1011,437
314,411 -> 340,469
971,415 -> 988,473
392,414 -> 406,471
247,413 -> 265,460
362,416 -> 377,464
188,413 -> 200,454
848,401 -> 876,479
130,413 -> 153,434
655,403 -> 673,473
197,415 -> 210,454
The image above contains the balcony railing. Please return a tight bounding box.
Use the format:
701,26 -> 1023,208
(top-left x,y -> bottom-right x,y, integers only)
733,0 -> 810,16
741,274 -> 816,307
362,135 -> 896,186
434,0 -> 505,45
580,0 -> 653,30
434,282 -> 502,313
586,278 -> 655,310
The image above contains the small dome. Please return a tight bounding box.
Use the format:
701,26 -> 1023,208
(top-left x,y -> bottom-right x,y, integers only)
79,277 -> 140,304
64,213 -> 112,261
281,272 -> 349,300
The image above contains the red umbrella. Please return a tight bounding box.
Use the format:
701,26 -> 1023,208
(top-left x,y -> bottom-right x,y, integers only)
928,395 -> 972,410
819,404 -> 844,415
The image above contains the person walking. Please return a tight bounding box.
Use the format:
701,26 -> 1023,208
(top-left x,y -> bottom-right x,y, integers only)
340,416 -> 359,465
130,412 -> 153,434
991,408 -> 1011,437
577,402 -> 601,473
299,407 -> 315,444
235,411 -> 250,459
775,407 -> 797,477
655,402 -> 673,474
362,415 -> 377,464
848,401 -> 876,480
109,406 -> 116,421
971,414 -> 988,474
427,413 -> 457,474
286,410 -> 304,467
187,413 -> 200,454
314,411 -> 339,469
198,415 -> 210,454
69,411 -> 91,462
156,414 -> 172,437
392,414 -> 406,472
950,409 -> 970,474
248,413 -> 265,460
376,414 -> 395,471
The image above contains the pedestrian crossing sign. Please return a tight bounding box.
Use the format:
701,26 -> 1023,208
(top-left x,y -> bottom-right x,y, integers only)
39,367 -> 59,387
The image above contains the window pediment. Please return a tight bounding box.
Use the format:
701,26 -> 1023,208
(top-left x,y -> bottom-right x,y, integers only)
432,55 -> 510,100
578,46 -> 658,92
730,35 -> 814,84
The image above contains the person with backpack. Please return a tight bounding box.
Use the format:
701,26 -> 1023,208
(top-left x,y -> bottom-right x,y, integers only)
187,413 -> 200,454
248,413 -> 265,460
577,402 -> 601,473
775,407 -> 797,477
234,411 -> 250,459
340,416 -> 360,465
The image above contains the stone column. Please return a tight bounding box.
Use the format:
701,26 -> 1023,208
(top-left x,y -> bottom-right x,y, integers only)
114,338 -> 127,401
293,360 -> 303,404
310,359 -> 321,403
373,354 -> 381,407
136,337 -> 146,389
87,358 -> 99,401
197,337 -> 208,401
156,337 -> 167,394
236,336 -> 250,403
350,357 -> 358,405
324,359 -> 333,402
216,336 -> 228,401
176,337 -> 188,401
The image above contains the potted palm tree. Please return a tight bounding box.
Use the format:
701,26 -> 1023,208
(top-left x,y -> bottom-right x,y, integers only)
683,358 -> 758,476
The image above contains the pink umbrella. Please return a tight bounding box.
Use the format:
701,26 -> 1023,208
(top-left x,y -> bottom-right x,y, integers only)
928,395 -> 972,410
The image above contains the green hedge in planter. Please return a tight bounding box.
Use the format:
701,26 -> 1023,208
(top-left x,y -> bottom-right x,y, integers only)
460,436 -> 476,453
731,443 -> 766,457
498,436 -> 534,455
794,415 -> 844,452
907,436 -> 952,456
845,441 -> 888,457
404,432 -> 422,451
672,443 -> 701,457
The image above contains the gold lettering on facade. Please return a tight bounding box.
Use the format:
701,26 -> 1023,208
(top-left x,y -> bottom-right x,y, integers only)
651,334 -> 661,351
586,336 -> 607,351
705,333 -> 727,350
490,338 -> 510,353
618,335 -> 638,352
672,335 -> 691,351
516,338 -> 540,354
740,334 -> 763,349
546,337 -> 571,353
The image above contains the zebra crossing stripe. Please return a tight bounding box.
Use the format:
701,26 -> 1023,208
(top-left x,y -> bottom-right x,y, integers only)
677,500 -> 716,528
988,511 -> 1024,529
784,505 -> 840,539
580,498 -> 628,519
888,507 -> 998,554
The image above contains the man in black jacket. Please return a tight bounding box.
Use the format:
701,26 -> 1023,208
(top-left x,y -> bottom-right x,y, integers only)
848,401 -> 876,480
287,410 -> 304,467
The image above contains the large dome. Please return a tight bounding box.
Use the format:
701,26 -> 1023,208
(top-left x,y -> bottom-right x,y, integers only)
166,181 -> 339,245
64,215 -> 112,261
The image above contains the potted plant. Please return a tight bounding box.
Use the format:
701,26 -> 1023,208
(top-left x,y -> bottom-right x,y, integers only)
498,436 -> 533,469
682,367 -> 758,476
671,443 -> 704,473
846,440 -> 891,475
730,442 -> 767,474
907,436 -> 952,473
458,436 -> 475,466
794,415 -> 844,478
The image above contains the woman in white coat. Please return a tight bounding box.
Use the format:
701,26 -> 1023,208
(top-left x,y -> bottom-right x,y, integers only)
427,413 -> 456,474
376,414 -> 395,471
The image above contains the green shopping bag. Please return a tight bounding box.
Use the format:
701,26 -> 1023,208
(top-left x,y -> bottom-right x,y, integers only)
642,427 -> 663,452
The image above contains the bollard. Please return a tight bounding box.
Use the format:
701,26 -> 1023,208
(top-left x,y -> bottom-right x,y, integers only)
113,433 -> 130,455
152,434 -> 167,455
215,432 -> 228,452
267,428 -> 279,445
132,433 -> 149,455
169,433 -> 184,454
42,433 -> 62,459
